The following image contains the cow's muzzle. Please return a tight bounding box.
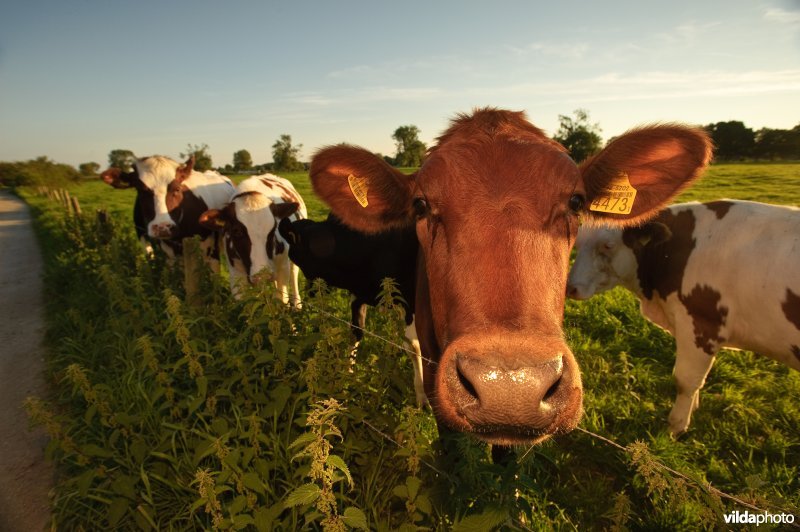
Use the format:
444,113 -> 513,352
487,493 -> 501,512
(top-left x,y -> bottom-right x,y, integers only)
149,222 -> 178,239
436,335 -> 583,445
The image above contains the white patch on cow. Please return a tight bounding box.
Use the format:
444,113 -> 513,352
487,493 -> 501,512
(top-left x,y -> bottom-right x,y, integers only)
568,200 -> 800,434
227,175 -> 306,307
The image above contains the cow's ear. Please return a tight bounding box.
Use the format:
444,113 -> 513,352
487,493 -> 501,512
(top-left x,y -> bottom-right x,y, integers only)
580,125 -> 712,225
621,222 -> 672,250
277,218 -> 297,244
100,167 -> 136,189
270,201 -> 299,219
176,155 -> 195,182
310,144 -> 415,234
199,208 -> 228,230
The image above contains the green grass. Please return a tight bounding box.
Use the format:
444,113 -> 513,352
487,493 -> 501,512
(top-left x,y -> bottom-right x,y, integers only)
19,162 -> 800,530
677,162 -> 800,205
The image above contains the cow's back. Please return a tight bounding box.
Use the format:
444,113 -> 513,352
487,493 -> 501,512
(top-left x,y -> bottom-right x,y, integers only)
652,200 -> 800,366
288,215 -> 417,310
185,170 -> 235,212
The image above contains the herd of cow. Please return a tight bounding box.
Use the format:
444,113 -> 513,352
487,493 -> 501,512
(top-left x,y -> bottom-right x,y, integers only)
99,108 -> 800,449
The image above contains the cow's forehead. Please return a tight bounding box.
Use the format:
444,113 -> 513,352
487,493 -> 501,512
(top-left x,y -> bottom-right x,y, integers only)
232,194 -> 276,235
418,137 -> 579,208
135,156 -> 180,189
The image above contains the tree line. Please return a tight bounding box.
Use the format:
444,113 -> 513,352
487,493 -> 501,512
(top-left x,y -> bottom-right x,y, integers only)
553,110 -> 800,163
2,114 -> 798,187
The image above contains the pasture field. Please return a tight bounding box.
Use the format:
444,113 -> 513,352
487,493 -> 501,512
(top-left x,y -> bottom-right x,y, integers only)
19,162 -> 800,530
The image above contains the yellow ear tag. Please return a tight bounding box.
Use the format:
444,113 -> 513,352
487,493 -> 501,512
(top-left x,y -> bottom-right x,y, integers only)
589,172 -> 637,215
348,174 -> 369,208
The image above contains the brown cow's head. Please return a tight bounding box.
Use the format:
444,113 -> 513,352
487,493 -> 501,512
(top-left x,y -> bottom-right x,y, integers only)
310,108 -> 711,445
100,155 -> 201,239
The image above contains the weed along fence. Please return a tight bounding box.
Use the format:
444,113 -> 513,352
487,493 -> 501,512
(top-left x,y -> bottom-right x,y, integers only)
35,186 -> 207,309
17,186 -> 800,530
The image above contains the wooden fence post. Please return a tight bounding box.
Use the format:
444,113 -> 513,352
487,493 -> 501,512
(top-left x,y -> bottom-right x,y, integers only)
183,237 -> 203,308
70,196 -> 82,216
62,190 -> 72,213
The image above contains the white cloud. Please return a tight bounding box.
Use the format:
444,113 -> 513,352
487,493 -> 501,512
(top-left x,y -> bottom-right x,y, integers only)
764,7 -> 800,24
506,41 -> 590,60
655,21 -> 722,44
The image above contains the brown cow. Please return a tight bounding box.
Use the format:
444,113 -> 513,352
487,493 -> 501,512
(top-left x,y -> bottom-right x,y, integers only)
310,108 -> 711,446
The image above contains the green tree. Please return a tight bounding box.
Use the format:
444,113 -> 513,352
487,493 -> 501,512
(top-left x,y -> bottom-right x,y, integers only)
180,143 -> 213,172
392,125 -> 427,167
553,109 -> 603,163
108,149 -> 136,170
272,134 -> 304,171
79,162 -> 100,177
233,149 -> 253,172
754,126 -> 800,160
704,121 -> 755,161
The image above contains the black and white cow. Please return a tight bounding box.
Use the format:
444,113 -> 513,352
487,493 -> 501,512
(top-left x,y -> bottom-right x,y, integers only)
199,174 -> 306,306
278,213 -> 426,405
567,200 -> 800,434
100,155 -> 234,265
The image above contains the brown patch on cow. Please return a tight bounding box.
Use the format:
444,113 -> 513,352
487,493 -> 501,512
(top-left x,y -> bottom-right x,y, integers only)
679,284 -> 728,355
268,180 -> 302,204
170,188 -> 211,238
704,200 -> 734,219
782,289 -> 800,331
223,204 -> 252,274
175,155 -> 195,182
623,208 -> 697,300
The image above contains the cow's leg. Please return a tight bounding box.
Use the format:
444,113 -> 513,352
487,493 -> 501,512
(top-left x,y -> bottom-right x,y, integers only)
350,298 -> 367,343
272,256 -> 292,305
348,298 -> 367,371
288,262 -> 302,310
404,319 -> 428,407
159,240 -> 177,263
139,237 -> 155,258
668,335 -> 717,435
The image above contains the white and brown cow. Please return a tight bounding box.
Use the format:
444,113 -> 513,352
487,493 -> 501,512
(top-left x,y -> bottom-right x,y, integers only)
199,175 -> 307,306
310,108 -> 711,446
100,155 -> 234,265
567,200 -> 800,434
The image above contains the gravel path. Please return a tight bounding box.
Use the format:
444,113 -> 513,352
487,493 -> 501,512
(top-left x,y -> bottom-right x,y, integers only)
0,190 -> 53,531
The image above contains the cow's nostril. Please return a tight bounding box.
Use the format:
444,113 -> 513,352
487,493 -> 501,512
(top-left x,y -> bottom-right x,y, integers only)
566,285 -> 577,298
457,362 -> 479,401
543,374 -> 562,401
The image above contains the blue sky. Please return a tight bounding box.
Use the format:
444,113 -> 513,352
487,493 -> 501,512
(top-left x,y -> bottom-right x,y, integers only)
1,0 -> 799,168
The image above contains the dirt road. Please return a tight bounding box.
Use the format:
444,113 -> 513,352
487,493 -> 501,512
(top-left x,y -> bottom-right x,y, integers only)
0,190 -> 53,531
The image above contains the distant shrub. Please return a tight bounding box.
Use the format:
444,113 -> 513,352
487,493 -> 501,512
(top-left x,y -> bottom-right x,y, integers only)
0,157 -> 81,187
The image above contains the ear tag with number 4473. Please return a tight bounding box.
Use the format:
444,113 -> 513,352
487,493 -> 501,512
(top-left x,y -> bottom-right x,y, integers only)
589,172 -> 637,215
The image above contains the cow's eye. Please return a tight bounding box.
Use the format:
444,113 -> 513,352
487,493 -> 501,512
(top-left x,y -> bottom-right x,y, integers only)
412,197 -> 429,219
568,194 -> 585,212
